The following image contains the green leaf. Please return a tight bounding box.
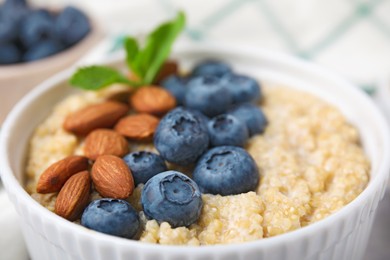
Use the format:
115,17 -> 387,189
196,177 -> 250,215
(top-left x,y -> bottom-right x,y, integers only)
142,11 -> 186,84
123,11 -> 186,84
69,66 -> 138,90
70,12 -> 186,92
124,37 -> 141,77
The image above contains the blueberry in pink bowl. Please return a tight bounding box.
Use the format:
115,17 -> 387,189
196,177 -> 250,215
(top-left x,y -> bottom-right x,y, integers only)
0,0 -> 30,35
0,42 -> 21,64
55,6 -> 91,47
23,39 -> 64,62
19,9 -> 56,48
0,0 -> 91,64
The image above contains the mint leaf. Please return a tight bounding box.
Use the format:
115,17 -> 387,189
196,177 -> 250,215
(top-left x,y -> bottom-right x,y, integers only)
124,37 -> 141,77
124,12 -> 186,84
70,12 -> 186,91
70,66 -> 137,90
142,12 -> 186,84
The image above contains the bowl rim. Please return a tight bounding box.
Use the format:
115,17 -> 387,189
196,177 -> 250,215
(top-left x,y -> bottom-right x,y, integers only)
378,77 -> 390,121
1,42 -> 389,254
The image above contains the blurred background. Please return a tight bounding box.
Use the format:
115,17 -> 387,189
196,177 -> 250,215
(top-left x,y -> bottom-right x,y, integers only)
0,0 -> 390,259
2,0 -> 390,120
34,0 -> 390,87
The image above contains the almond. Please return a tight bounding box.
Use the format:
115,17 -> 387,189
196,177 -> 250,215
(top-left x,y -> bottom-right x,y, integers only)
130,86 -> 176,116
63,101 -> 129,136
128,72 -> 140,82
84,129 -> 129,161
55,171 -> 91,221
37,156 -> 89,193
114,114 -> 159,141
154,60 -> 179,84
91,155 -> 134,199
106,90 -> 132,103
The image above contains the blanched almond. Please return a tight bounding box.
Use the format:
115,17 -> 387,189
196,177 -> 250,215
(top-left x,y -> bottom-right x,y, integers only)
91,155 -> 134,199
55,171 -> 91,221
84,129 -> 129,160
63,101 -> 129,136
37,156 -> 89,194
130,86 -> 176,116
114,114 -> 159,141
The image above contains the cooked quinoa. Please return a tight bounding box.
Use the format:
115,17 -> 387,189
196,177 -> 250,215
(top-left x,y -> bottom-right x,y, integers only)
26,85 -> 370,245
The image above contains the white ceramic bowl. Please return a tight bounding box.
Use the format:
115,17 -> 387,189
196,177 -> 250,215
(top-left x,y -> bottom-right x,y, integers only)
376,77 -> 390,189
377,77 -> 390,123
1,44 -> 389,260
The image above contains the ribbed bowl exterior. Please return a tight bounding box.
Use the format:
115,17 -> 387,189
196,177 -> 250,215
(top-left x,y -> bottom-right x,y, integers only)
1,44 -> 389,260
8,182 -> 388,260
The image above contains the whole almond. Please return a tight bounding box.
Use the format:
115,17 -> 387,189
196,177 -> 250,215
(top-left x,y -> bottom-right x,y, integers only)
55,171 -> 91,221
154,60 -> 179,84
37,156 -> 89,194
107,90 -> 132,104
91,155 -> 134,199
84,129 -> 129,161
128,72 -> 140,82
130,86 -> 176,116
63,101 -> 129,136
114,114 -> 159,141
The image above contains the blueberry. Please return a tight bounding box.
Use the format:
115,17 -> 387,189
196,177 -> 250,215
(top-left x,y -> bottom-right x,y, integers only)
161,75 -> 188,105
0,0 -> 30,43
207,114 -> 249,147
19,9 -> 56,47
154,107 -> 209,166
55,6 -> 90,46
192,60 -> 232,78
141,171 -> 203,227
187,108 -> 209,126
176,106 -> 209,126
123,151 -> 168,185
0,43 -> 21,64
81,199 -> 140,239
228,103 -> 267,136
24,39 -> 63,61
193,146 -> 259,196
2,0 -> 30,21
0,14 -> 18,43
223,73 -> 261,104
3,0 -> 28,9
184,75 -> 232,117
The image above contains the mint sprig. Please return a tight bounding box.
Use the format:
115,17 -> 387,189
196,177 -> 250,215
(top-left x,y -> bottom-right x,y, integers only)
69,66 -> 139,90
125,12 -> 185,84
70,12 -> 186,90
